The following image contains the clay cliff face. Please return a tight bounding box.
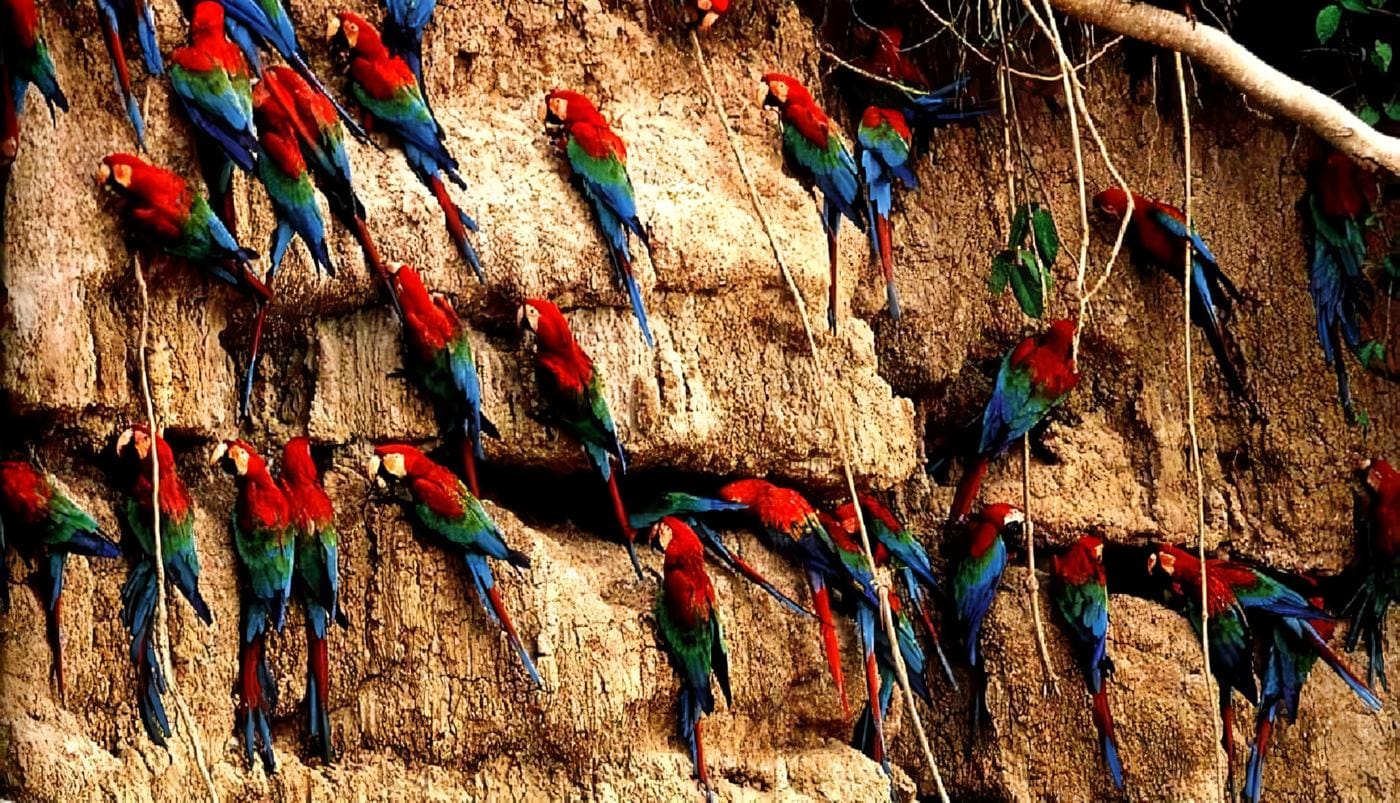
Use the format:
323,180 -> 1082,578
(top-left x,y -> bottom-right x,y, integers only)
0,0 -> 1396,801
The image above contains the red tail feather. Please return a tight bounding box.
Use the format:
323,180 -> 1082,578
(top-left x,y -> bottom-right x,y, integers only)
606,470 -> 636,543
811,585 -> 850,719
429,175 -> 470,260
694,718 -> 710,791
239,636 -> 265,714
485,586 -> 526,655
875,215 -> 893,286
1091,688 -> 1116,745
949,457 -> 989,523
864,649 -> 884,763
100,21 -> 135,105
461,439 -> 481,499
309,632 -> 329,711
827,227 -> 840,327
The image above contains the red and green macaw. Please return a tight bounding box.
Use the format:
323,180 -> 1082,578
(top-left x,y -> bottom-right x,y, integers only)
950,502 -> 1021,735
252,76 -> 334,279
717,478 -> 856,718
1,0 -> 68,120
114,425 -> 212,746
1094,187 -> 1249,401
96,153 -> 273,421
681,0 -> 728,30
1049,535 -> 1123,790
761,72 -> 866,331
544,89 -> 655,348
169,2 -> 257,230
850,590 -> 927,774
517,298 -> 642,579
93,0 -> 162,146
330,11 -> 482,280
652,516 -> 732,800
390,263 -> 497,497
0,460 -> 119,698
1345,458 -> 1399,690
212,438 -> 295,773
382,0 -> 435,96
948,319 -> 1079,523
368,444 -> 541,687
279,437 -> 342,763
630,491 -> 812,617
834,494 -> 956,688
842,28 -> 985,148
1303,151 -> 1394,423
856,107 -> 916,320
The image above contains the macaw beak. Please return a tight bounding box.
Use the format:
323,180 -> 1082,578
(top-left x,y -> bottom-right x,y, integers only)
366,454 -> 387,489
698,11 -> 719,30
95,163 -> 111,188
761,85 -> 781,108
115,428 -> 133,454
210,442 -> 232,473
516,305 -> 532,333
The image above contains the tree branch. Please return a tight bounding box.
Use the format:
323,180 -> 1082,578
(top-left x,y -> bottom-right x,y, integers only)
1047,0 -> 1400,174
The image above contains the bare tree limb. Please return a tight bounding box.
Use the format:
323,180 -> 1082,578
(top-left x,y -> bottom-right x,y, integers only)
1047,0 -> 1400,174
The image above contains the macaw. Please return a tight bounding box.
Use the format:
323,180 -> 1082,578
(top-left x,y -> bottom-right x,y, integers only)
254,65 -> 399,308
717,478 -> 856,717
950,502 -> 1021,736
251,77 -> 333,279
114,425 -> 212,746
279,437 -> 342,763
1049,535 -> 1123,790
96,153 -> 272,421
841,28 -> 986,145
381,0 -> 435,95
681,0 -> 728,30
517,298 -> 642,578
389,263 -> 497,497
1346,458 -> 1400,690
834,493 -> 956,688
1094,187 -> 1249,400
329,11 -> 482,279
0,0 -> 68,120
205,0 -> 366,139
212,439 -> 295,773
855,108 -> 916,320
815,509 -> 886,761
93,0 -> 162,146
169,2 -> 257,230
544,89 -> 655,348
0,460 -> 119,698
851,590 -> 928,773
368,444 -> 542,687
631,492 -> 812,618
760,72 -> 866,331
948,319 -> 1079,523
1303,151 -> 1392,423
652,516 -> 732,801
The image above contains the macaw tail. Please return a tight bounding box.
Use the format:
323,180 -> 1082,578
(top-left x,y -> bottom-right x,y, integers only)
807,569 -> 850,719
132,0 -> 162,75
304,606 -> 333,763
1343,573 -> 1391,691
1190,260 -> 1250,401
461,437 -> 482,499
95,8 -> 146,148
1091,688 -> 1124,789
677,686 -> 712,796
65,529 -> 121,558
608,246 -> 655,348
857,606 -> 886,765
691,520 -> 813,618
604,470 -> 644,580
121,560 -> 172,745
1299,619 -> 1382,711
909,583 -> 958,690
1243,701 -> 1278,803
874,213 -> 900,320
1220,687 -> 1236,800
949,455 -> 989,524
41,561 -> 65,700
347,214 -> 404,320
238,267 -> 275,421
465,554 -> 543,688
426,173 -> 483,281
823,201 -> 842,332
968,659 -> 989,750
236,632 -> 278,773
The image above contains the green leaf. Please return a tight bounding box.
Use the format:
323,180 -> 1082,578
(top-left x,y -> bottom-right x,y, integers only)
1358,340 -> 1387,369
1007,205 -> 1031,250
1358,103 -> 1382,126
1354,408 -> 1372,428
1007,248 -> 1052,319
1385,101 -> 1400,120
1341,0 -> 1370,11
1317,5 -> 1343,42
1030,206 -> 1060,268
988,250 -> 1016,295
1373,40 -> 1393,71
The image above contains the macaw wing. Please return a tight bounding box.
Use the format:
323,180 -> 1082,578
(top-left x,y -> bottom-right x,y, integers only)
448,339 -> 484,418
781,122 -> 861,223
710,611 -> 732,707
387,0 -> 438,34
979,356 -> 1042,457
350,81 -> 443,159
954,546 -> 1003,628
233,516 -> 295,607
45,491 -> 101,545
1148,206 -> 1220,269
656,593 -> 716,710
857,121 -> 917,189
170,64 -> 257,171
566,137 -> 642,240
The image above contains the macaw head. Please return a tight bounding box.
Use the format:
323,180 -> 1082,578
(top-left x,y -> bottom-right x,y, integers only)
979,502 -> 1025,537
1146,544 -> 1193,582
654,515 -> 703,559
96,152 -> 152,198
687,0 -> 729,31
386,261 -> 426,302
281,437 -> 320,486
211,439 -> 268,480
761,72 -> 813,111
1092,187 -> 1135,220
190,1 -> 226,42
1317,150 -> 1373,220
367,443 -> 425,490
115,424 -> 176,473
516,298 -> 576,354
716,478 -> 773,507
544,89 -> 600,129
1361,458 -> 1398,495
329,11 -> 383,57
1077,534 -> 1105,562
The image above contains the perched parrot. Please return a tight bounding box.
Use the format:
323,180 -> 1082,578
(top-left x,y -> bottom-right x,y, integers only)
96,153 -> 272,421
517,298 -> 642,578
368,444 -> 542,687
834,494 -> 956,688
947,319 -> 1080,523
279,437 -> 342,764
93,0 -> 163,146
169,1 -> 257,230
681,0 -> 728,30
761,72 -> 866,331
1094,187 -> 1249,401
717,478 -> 858,717
1302,151 -> 1393,423
1346,458 -> 1400,690
815,508 -> 886,762
949,502 -> 1021,736
1049,535 -> 1123,790
114,425 -> 213,746
212,439 -> 295,773
0,0 -> 68,120
544,89 -> 656,348
206,0 -> 366,139
856,107 -> 917,319
851,590 -> 928,773
329,11 -> 482,279
841,27 -> 986,145
0,460 -> 119,698
630,491 -> 812,618
381,0 -> 435,95
652,516 -> 732,801
251,76 -> 334,279
389,263 -> 497,497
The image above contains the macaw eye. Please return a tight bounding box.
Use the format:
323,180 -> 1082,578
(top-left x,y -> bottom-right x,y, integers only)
696,0 -> 712,10
769,81 -> 787,102
113,164 -> 132,186
382,452 -> 406,477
